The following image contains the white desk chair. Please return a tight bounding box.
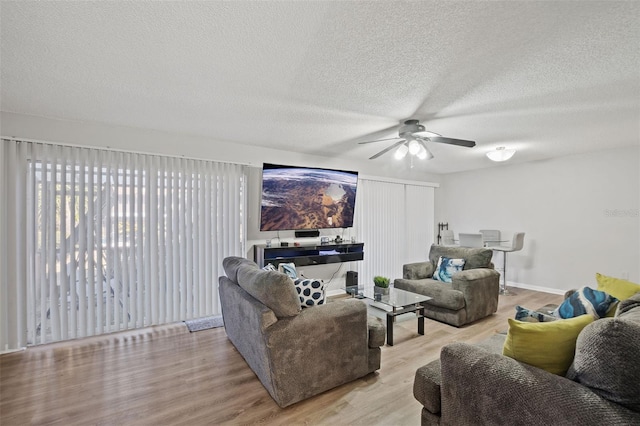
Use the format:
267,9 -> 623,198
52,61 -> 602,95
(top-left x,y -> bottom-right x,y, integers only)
459,233 -> 484,248
441,229 -> 456,246
479,229 -> 501,247
493,232 -> 525,295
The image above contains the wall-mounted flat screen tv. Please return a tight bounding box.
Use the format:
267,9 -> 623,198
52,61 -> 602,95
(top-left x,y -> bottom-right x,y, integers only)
260,163 -> 358,231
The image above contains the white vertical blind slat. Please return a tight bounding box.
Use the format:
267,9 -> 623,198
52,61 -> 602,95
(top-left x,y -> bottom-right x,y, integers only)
171,158 -> 180,322
112,150 -> 122,333
167,158 -> 176,322
204,163 -> 213,314
46,144 -> 60,341
15,142 -> 28,347
59,146 -> 69,339
86,149 -> 96,335
157,155 -> 166,325
149,155 -> 159,325
126,153 -> 136,329
196,161 -> 205,316
95,152 -> 104,335
119,152 -> 129,330
185,162 -> 193,319
26,142 -> 37,346
135,153 -> 144,328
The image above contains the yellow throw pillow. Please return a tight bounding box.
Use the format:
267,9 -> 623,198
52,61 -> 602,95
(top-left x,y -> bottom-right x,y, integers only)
596,273 -> 640,301
502,314 -> 594,375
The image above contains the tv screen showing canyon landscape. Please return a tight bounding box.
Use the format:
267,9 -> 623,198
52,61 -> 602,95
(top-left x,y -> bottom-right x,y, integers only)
260,163 -> 358,231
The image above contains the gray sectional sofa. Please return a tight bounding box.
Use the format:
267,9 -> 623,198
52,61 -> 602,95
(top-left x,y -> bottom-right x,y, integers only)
394,245 -> 500,327
413,293 -> 640,425
219,256 -> 385,408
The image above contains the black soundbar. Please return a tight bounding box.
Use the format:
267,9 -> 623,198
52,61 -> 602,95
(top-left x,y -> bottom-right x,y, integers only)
295,230 -> 320,238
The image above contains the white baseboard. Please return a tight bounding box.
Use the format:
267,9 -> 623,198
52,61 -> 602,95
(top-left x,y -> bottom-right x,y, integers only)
506,281 -> 566,295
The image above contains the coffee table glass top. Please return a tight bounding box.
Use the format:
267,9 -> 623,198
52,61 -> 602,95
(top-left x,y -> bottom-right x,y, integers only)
349,286 -> 432,308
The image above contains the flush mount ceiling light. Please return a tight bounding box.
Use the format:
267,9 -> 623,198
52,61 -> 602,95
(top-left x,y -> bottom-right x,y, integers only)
486,147 -> 516,162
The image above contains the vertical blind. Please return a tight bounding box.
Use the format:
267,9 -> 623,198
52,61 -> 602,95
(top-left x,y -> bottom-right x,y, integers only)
1,140 -> 246,350
354,178 -> 435,286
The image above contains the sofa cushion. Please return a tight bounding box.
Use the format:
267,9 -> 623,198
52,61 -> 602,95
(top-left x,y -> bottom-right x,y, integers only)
236,264 -> 301,318
433,256 -> 466,283
428,244 -> 493,270
294,278 -> 326,307
223,256 -> 257,283
502,314 -> 594,375
596,273 -> 640,301
552,286 -> 618,319
616,292 -> 640,318
394,278 -> 466,311
566,315 -> 640,412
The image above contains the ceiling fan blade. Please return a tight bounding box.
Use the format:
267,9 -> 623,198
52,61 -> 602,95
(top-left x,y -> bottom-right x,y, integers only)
413,130 -> 441,138
369,140 -> 406,160
428,136 -> 476,148
358,137 -> 403,145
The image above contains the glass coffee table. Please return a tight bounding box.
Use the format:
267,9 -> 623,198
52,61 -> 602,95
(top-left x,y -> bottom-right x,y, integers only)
347,286 -> 432,346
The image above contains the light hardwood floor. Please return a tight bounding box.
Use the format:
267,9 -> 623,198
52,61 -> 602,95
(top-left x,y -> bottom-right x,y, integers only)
0,287 -> 562,425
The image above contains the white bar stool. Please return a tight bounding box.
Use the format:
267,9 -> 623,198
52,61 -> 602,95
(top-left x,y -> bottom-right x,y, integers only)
493,232 -> 525,295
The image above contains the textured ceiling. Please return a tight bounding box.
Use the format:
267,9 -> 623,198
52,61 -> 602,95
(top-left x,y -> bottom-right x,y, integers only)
1,1 -> 639,174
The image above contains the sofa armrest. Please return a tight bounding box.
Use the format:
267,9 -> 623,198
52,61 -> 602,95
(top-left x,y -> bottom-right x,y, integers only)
368,315 -> 386,348
264,299 -> 373,407
451,268 -> 500,322
403,261 -> 434,279
439,342 -> 640,425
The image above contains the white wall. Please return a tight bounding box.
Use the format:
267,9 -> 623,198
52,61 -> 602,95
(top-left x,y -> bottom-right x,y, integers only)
436,146 -> 640,294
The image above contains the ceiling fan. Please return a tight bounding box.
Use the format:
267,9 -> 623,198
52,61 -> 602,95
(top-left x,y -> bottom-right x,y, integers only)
359,119 -> 476,160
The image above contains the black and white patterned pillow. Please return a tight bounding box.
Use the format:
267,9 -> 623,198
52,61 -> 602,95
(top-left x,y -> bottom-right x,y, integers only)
294,278 -> 326,308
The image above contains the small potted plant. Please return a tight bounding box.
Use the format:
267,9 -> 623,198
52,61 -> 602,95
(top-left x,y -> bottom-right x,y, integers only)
373,276 -> 391,295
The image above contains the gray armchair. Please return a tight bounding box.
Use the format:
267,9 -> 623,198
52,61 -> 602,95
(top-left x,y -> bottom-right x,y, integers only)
219,257 -> 385,407
394,244 -> 500,326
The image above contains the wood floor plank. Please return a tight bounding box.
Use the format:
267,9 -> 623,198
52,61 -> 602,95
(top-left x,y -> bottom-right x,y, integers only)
0,287 -> 562,425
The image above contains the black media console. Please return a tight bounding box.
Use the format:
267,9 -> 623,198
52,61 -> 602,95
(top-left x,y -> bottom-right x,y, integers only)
253,242 -> 364,268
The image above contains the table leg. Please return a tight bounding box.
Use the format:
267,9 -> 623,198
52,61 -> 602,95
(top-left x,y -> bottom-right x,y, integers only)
418,304 -> 425,336
386,312 -> 394,346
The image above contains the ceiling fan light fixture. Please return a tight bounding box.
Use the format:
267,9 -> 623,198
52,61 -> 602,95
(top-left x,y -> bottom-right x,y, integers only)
394,144 -> 409,160
408,139 -> 420,155
486,147 -> 516,162
425,146 -> 435,160
416,146 -> 427,160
